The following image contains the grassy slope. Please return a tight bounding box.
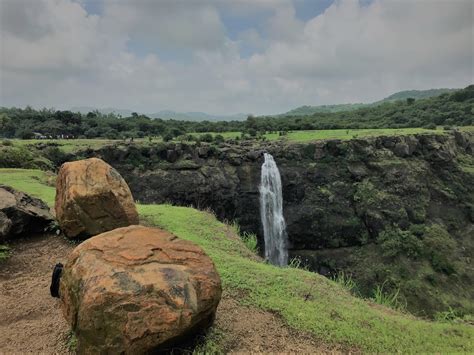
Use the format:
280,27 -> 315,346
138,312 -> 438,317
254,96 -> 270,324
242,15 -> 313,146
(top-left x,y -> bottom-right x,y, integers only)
0,168 -> 473,352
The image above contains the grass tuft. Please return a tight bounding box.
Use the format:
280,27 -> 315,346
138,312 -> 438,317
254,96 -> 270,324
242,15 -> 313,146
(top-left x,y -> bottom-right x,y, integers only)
371,281 -> 405,311
333,271 -> 358,294
0,244 -> 10,261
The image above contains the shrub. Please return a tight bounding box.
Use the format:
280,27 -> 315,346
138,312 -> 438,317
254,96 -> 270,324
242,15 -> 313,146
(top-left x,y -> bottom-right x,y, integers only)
200,133 -> 214,143
378,227 -> 422,258
422,224 -> 456,274
214,134 -> 225,144
0,146 -> 36,168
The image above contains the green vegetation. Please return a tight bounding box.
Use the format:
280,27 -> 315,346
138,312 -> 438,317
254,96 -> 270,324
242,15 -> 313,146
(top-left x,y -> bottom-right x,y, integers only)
66,331 -> 78,352
371,282 -> 404,310
1,86 -> 472,140
281,103 -> 367,116
382,88 -> 457,102
1,170 -> 473,352
0,169 -> 56,205
251,85 -> 473,132
279,88 -> 457,116
332,271 -> 358,295
240,232 -> 259,254
0,245 -> 10,261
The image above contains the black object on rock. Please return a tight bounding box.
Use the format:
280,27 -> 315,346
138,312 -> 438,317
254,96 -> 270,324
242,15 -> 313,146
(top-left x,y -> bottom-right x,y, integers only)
50,263 -> 63,298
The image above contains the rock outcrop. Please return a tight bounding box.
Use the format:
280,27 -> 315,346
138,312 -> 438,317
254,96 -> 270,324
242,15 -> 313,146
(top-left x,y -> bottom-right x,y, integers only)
0,185 -> 54,240
59,225 -> 222,354
55,158 -> 139,238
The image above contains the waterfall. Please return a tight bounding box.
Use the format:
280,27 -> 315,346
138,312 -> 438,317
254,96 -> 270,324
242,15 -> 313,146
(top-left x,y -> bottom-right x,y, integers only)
259,153 -> 288,266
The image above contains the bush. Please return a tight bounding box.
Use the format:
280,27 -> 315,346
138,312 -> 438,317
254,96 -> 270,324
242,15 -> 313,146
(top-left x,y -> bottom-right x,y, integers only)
378,227 -> 422,258
200,133 -> 213,143
422,224 -> 456,274
214,134 -> 225,144
0,146 -> 37,168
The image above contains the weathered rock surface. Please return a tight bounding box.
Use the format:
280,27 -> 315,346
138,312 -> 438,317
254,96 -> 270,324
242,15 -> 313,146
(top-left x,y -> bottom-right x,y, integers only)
55,158 -> 139,238
0,185 -> 54,240
59,225 -> 222,354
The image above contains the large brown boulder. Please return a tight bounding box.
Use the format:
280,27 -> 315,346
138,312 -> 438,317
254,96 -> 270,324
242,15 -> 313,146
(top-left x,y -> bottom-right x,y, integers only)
0,185 -> 54,240
59,225 -> 222,354
55,158 -> 139,238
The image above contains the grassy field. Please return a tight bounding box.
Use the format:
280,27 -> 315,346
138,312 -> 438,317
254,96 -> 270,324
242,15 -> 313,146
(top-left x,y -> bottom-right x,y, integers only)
0,168 -> 473,352
9,138 -> 130,153
7,126 -> 472,154
191,126 -> 457,142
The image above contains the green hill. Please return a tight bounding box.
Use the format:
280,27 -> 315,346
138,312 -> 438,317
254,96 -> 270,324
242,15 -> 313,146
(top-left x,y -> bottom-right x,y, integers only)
1,168 -> 473,353
380,88 -> 458,103
281,88 -> 460,116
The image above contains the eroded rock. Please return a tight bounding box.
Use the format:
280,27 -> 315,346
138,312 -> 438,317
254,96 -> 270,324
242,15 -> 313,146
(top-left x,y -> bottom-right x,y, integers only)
59,225 -> 222,354
55,158 -> 138,238
0,185 -> 54,240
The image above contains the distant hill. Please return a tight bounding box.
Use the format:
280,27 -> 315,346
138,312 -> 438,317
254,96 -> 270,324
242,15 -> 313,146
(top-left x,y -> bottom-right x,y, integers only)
379,88 -> 458,103
70,107 -> 247,121
282,103 -> 367,116
279,88 -> 459,116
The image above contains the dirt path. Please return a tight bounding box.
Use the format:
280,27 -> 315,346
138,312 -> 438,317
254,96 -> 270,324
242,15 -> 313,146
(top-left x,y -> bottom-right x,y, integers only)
0,235 -> 331,353
0,235 -> 74,353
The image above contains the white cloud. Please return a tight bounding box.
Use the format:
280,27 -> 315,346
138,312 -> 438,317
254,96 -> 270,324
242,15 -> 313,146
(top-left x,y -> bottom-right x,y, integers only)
0,0 -> 472,114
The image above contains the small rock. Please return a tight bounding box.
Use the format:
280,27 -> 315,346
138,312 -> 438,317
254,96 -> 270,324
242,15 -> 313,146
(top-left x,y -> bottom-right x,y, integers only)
0,185 -> 54,240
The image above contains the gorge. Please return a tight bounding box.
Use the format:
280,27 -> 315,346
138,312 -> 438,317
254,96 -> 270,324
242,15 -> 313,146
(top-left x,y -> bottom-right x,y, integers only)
69,130 -> 474,318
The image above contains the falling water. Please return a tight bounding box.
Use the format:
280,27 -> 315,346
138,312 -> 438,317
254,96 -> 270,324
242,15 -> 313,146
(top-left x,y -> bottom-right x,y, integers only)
260,153 -> 288,266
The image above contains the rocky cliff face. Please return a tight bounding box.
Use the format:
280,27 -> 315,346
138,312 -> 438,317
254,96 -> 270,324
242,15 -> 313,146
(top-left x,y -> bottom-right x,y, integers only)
85,131 -> 474,317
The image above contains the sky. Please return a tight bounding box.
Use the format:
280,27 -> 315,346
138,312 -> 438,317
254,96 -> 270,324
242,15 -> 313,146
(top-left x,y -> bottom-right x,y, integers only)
0,0 -> 472,115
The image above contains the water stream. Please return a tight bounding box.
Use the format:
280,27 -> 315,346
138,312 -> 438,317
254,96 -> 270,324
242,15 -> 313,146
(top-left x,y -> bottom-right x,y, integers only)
259,153 -> 288,266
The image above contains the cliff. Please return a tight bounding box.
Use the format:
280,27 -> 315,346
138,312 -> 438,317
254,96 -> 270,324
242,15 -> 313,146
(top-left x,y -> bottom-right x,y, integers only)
85,131 -> 474,317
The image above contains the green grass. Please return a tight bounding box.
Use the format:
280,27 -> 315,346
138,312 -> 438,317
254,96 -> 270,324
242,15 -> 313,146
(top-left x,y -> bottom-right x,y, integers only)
263,127 -> 445,142
0,169 -> 56,205
1,168 -> 474,352
10,138 -> 120,153
191,127 -> 448,143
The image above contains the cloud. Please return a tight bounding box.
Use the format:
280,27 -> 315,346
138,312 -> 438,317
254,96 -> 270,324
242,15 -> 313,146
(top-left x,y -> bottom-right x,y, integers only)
0,0 -> 472,114
101,0 -> 226,51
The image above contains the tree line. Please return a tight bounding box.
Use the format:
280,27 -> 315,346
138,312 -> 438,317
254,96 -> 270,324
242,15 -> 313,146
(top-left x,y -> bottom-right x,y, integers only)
0,85 -> 472,140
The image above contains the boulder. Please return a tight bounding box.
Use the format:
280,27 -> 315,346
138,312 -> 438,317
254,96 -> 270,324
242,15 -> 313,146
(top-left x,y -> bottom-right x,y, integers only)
55,158 -> 139,239
0,185 -> 54,240
59,225 -> 222,354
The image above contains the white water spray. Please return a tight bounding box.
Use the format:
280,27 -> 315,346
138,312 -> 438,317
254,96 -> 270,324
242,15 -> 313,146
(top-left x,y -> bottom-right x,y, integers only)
259,153 -> 288,266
